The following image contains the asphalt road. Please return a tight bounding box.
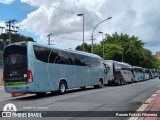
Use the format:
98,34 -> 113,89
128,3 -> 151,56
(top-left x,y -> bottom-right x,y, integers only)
0,78 -> 160,120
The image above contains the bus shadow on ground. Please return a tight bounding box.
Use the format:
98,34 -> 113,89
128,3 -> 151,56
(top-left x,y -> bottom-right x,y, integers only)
7,80 -> 151,101
10,87 -> 96,101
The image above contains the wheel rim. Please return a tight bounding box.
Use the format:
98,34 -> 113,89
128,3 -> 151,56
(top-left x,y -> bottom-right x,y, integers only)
99,81 -> 103,88
119,80 -> 121,85
60,84 -> 65,93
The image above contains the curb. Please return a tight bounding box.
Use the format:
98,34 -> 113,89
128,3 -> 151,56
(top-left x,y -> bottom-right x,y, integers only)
128,90 -> 160,120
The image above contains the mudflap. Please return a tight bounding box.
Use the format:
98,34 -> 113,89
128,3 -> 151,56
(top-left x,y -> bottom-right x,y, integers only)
11,93 -> 26,97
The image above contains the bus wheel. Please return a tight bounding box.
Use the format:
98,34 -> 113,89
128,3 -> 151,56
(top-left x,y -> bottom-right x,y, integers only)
81,87 -> 86,90
99,80 -> 103,88
117,80 -> 121,86
94,80 -> 103,88
59,81 -> 67,95
131,79 -> 133,83
121,79 -> 124,85
36,92 -> 46,97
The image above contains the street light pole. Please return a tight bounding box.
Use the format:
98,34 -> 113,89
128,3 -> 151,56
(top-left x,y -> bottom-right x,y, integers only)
47,33 -> 52,45
91,17 -> 112,53
77,14 -> 84,51
99,32 -> 104,59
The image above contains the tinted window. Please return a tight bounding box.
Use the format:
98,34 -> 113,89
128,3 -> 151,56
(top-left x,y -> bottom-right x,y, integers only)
3,44 -> 27,70
33,45 -> 101,67
3,44 -> 28,82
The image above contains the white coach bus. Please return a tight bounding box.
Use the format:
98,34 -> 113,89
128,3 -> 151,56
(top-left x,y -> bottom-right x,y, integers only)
2,42 -> 107,96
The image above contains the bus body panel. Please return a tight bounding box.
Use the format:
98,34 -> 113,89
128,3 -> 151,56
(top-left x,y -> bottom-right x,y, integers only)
3,42 -> 105,94
105,60 -> 133,85
120,70 -> 133,82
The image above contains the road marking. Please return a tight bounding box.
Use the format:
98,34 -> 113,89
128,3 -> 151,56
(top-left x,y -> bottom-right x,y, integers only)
155,90 -> 160,94
145,98 -> 153,104
128,104 -> 149,120
137,104 -> 148,111
151,94 -> 157,98
128,117 -> 138,120
128,90 -> 160,120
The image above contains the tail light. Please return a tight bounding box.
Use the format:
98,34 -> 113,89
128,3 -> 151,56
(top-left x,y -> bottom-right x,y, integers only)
112,72 -> 115,80
26,70 -> 33,85
2,72 -> 6,85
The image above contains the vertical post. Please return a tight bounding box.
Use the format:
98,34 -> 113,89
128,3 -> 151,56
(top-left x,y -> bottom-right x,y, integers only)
102,34 -> 104,59
47,33 -> 52,45
5,19 -> 18,45
122,54 -> 123,62
91,35 -> 94,53
8,22 -> 11,44
77,14 -> 84,51
82,14 -> 84,51
99,32 -> 104,59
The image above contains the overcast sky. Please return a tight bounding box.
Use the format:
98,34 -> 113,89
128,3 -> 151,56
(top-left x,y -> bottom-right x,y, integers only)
0,0 -> 160,54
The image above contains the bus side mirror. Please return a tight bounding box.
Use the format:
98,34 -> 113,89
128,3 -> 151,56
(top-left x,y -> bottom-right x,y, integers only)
106,65 -> 110,74
103,63 -> 110,74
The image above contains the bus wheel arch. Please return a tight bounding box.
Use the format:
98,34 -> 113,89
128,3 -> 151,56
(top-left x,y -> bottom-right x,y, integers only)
94,78 -> 103,88
100,78 -> 103,85
58,80 -> 68,95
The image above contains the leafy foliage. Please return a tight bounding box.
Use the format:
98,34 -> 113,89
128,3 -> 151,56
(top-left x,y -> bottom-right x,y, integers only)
0,33 -> 34,66
0,33 -> 34,51
76,32 -> 160,69
76,43 -> 91,53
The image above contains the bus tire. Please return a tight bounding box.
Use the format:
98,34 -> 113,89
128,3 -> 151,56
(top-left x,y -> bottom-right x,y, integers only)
81,87 -> 86,90
131,79 -> 134,83
116,79 -> 121,86
94,79 -> 103,88
59,81 -> 67,95
36,92 -> 46,96
121,79 -> 124,85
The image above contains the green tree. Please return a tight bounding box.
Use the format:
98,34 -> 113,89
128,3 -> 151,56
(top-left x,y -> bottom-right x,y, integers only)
75,43 -> 91,53
75,32 -> 158,69
94,43 -> 123,61
0,33 -> 34,67
103,33 -> 144,63
0,33 -> 34,50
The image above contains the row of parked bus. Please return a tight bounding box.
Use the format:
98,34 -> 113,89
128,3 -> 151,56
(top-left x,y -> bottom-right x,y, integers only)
104,60 -> 160,86
2,41 -> 160,96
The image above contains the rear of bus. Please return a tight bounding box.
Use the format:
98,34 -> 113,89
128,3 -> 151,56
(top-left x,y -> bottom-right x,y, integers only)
2,42 -> 34,95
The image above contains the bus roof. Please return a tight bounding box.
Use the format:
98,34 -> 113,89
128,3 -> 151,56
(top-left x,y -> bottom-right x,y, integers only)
105,60 -> 132,68
132,66 -> 142,69
8,41 -> 102,59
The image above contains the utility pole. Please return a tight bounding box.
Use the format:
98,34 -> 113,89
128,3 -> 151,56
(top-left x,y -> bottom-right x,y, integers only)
0,26 -> 6,48
47,33 -> 52,45
77,14 -> 84,51
5,19 -> 19,44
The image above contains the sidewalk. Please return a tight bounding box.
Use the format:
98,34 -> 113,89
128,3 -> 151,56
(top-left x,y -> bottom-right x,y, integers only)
137,90 -> 160,120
